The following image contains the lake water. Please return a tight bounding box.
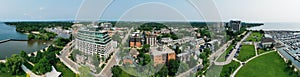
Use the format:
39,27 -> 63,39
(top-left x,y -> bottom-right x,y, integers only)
0,23 -> 51,59
0,23 -> 27,40
248,23 -> 300,31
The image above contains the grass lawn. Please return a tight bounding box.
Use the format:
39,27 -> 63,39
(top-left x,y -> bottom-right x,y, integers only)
205,61 -> 240,77
237,45 -> 256,62
246,32 -> 263,42
236,52 -> 298,77
205,64 -> 223,77
217,44 -> 234,62
55,61 -> 76,77
219,61 -> 240,77
258,49 -> 273,55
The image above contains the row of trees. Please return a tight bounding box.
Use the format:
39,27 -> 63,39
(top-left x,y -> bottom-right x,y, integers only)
19,37 -> 71,75
5,22 -> 73,33
53,37 -> 71,47
112,59 -> 183,77
197,48 -> 212,76
27,30 -> 57,40
138,22 -> 168,31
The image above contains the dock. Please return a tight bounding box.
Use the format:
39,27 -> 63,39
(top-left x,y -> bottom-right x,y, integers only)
0,39 -> 28,44
0,39 -> 11,43
283,48 -> 300,62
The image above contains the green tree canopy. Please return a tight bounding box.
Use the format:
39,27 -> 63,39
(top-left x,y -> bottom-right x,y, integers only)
5,54 -> 24,75
33,57 -> 52,74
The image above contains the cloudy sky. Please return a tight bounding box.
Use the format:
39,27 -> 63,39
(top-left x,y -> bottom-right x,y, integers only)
0,0 -> 300,22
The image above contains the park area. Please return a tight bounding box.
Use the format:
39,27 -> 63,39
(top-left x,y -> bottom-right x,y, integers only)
236,52 -> 299,77
55,61 -> 77,77
246,32 -> 263,42
206,61 -> 240,77
258,49 -> 273,55
237,45 -> 256,62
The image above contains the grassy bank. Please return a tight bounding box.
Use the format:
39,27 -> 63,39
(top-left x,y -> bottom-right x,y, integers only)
236,52 -> 298,77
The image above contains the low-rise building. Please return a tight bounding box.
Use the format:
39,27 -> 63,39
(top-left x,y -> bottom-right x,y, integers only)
129,33 -> 142,48
261,37 -> 275,48
150,46 -> 176,66
130,48 -> 139,58
177,52 -> 190,62
146,34 -> 157,46
161,37 -> 173,46
123,56 -> 134,64
160,28 -> 171,34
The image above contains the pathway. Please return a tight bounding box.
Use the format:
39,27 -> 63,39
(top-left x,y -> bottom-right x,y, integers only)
230,51 -> 275,77
0,60 -> 5,63
21,64 -> 42,77
214,32 -> 252,65
254,42 -> 258,56
94,27 -> 133,77
58,40 -> 80,74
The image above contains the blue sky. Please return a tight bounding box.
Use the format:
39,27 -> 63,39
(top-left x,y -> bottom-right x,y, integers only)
0,0 -> 300,22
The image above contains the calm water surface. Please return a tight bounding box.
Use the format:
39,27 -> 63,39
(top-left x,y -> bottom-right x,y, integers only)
248,23 -> 300,31
0,23 -> 51,59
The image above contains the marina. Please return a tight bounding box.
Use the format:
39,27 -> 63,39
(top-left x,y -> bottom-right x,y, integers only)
265,31 -> 300,69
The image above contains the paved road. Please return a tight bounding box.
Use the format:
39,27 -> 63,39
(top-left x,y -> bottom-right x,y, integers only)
214,32 -> 252,65
210,40 -> 233,62
176,64 -> 202,77
58,40 -> 80,74
230,51 -> 275,77
95,27 -> 133,77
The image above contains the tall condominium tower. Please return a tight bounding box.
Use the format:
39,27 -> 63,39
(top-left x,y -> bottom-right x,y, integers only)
75,26 -> 112,58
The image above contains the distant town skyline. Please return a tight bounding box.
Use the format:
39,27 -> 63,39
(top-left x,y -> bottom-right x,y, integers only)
0,0 -> 300,22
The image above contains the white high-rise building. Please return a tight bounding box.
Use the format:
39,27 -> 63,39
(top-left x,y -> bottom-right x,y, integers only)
75,26 -> 112,58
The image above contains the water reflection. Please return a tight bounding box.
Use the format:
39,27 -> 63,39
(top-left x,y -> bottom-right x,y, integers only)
0,40 -> 52,59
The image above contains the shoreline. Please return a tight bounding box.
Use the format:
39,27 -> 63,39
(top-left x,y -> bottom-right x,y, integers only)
0,45 -> 50,61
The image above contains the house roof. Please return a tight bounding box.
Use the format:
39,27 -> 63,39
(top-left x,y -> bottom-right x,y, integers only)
130,48 -> 139,56
261,38 -> 275,43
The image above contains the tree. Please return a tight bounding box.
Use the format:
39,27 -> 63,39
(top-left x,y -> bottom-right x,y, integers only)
54,37 -> 70,47
137,53 -> 151,66
175,45 -> 182,54
5,54 -> 24,75
20,51 -> 28,60
259,29 -> 264,34
112,66 -> 122,77
28,34 -> 35,40
33,58 -> 52,74
168,59 -> 180,76
155,65 -> 169,77
44,51 -> 57,65
33,51 -> 43,63
111,66 -> 133,77
141,44 -> 150,53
